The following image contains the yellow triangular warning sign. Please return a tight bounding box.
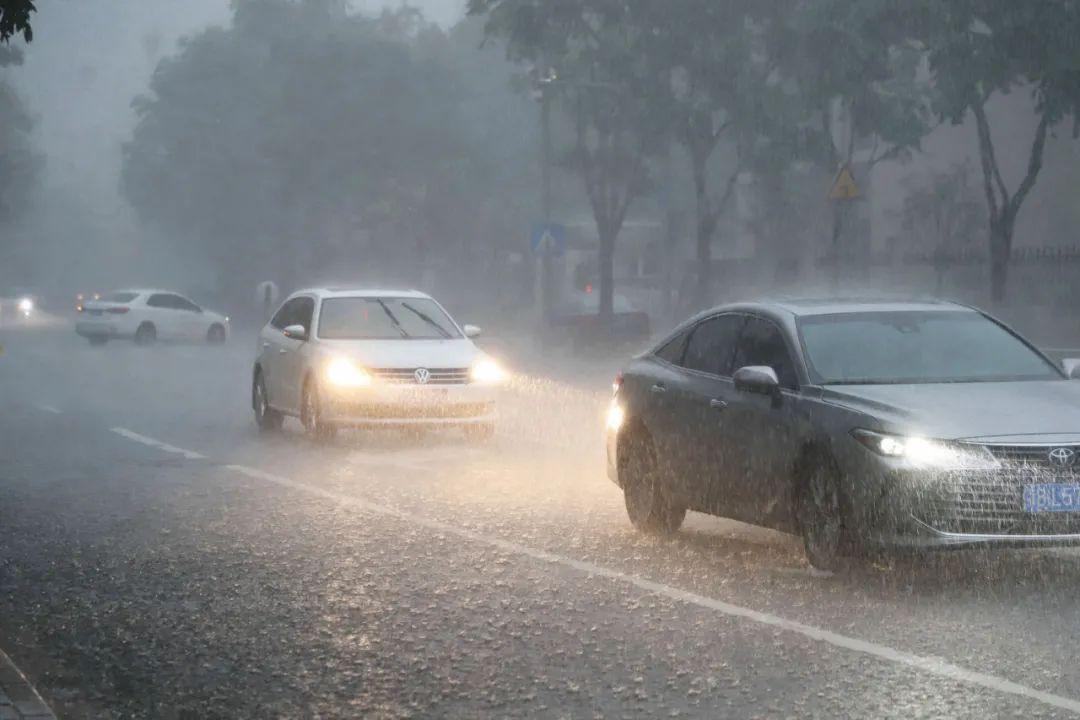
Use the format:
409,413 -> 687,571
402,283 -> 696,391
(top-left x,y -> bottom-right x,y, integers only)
829,166 -> 860,201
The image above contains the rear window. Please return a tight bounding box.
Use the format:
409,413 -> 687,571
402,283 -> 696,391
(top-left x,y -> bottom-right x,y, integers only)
102,292 -> 138,303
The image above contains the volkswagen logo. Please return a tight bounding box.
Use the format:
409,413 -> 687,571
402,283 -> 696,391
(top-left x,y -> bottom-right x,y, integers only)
414,367 -> 431,385
1049,447 -> 1077,467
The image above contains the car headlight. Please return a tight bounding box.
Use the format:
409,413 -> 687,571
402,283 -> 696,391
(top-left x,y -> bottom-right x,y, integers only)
17,298 -> 33,313
325,357 -> 371,387
471,357 -> 506,384
852,429 -> 998,470
606,401 -> 625,432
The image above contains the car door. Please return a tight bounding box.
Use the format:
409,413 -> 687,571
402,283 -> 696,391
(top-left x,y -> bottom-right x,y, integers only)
276,296 -> 314,413
261,297 -> 300,410
665,314 -> 747,514
144,293 -> 184,341
723,316 -> 803,526
172,295 -> 208,340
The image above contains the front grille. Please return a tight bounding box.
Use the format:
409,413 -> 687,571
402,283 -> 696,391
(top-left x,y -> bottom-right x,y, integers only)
984,443 -> 1080,467
914,464 -> 1080,535
369,368 -> 470,385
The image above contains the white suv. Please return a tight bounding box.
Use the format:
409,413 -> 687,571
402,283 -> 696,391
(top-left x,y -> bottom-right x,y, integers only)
252,288 -> 503,440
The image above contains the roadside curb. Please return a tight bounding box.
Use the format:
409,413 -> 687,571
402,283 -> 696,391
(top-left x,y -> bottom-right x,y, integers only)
0,648 -> 56,719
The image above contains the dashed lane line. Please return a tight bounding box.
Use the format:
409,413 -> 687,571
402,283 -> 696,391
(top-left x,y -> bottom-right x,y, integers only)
105,428 -> 1080,716
110,427 -> 207,460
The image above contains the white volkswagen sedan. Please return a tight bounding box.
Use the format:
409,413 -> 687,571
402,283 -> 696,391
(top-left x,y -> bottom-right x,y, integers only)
252,288 -> 504,441
75,289 -> 230,346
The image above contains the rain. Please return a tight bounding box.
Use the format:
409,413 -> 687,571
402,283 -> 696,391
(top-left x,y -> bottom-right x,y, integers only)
3,1 -> 1080,718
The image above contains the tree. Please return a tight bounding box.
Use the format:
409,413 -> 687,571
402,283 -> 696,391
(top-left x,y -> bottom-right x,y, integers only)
896,163 -> 984,294
0,0 -> 34,43
912,0 -> 1080,302
632,0 -> 765,309
123,1 -> 494,304
468,0 -> 658,322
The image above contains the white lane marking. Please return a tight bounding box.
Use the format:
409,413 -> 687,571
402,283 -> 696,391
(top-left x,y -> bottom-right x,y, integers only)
35,404 -> 62,414
224,463 -> 1080,716
110,428 -> 206,460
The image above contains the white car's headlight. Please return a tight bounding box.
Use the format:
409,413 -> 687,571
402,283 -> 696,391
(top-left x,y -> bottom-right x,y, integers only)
471,357 -> 506,384
325,357 -> 371,387
852,429 -> 998,470
17,298 -> 33,313
606,401 -> 625,432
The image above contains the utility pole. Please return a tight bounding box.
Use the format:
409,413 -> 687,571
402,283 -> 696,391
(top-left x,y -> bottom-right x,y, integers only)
540,78 -> 554,322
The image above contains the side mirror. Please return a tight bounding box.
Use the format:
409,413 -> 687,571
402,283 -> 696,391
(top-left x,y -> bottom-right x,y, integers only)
463,324 -> 482,339
1063,358 -> 1080,379
283,324 -> 308,341
733,365 -> 781,396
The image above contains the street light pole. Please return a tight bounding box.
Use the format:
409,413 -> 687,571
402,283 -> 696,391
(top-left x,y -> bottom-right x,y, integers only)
540,80 -> 554,322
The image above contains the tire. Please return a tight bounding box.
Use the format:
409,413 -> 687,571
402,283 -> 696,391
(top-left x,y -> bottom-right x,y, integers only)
794,450 -> 848,572
207,324 -> 226,345
301,378 -> 337,442
621,432 -> 685,535
88,335 -> 108,347
253,371 -> 283,432
134,323 -> 157,346
463,422 -> 496,443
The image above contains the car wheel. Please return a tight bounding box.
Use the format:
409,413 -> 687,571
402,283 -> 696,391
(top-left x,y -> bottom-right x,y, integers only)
134,323 -> 157,346
207,324 -> 226,345
621,432 -> 685,535
301,378 -> 337,442
463,422 -> 496,443
253,371 -> 283,432
88,335 -> 108,347
795,452 -> 847,571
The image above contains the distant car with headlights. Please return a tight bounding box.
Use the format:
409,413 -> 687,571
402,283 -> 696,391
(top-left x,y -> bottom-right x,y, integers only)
606,298 -> 1080,570
75,289 -> 230,346
252,288 -> 503,441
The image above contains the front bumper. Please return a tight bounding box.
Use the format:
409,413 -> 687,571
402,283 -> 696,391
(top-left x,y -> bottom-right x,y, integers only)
321,384 -> 497,428
857,464 -> 1080,549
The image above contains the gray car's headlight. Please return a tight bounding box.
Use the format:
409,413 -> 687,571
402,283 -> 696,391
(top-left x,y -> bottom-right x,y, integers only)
852,429 -> 999,470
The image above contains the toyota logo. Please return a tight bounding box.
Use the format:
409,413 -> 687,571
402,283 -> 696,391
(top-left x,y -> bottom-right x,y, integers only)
414,368 -> 431,385
1049,447 -> 1077,467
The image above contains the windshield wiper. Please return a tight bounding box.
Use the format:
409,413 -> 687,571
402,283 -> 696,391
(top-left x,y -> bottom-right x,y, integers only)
374,299 -> 409,338
400,302 -> 452,339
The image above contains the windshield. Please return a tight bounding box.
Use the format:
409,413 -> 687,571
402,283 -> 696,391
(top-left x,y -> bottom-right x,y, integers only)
317,297 -> 461,340
799,311 -> 1063,384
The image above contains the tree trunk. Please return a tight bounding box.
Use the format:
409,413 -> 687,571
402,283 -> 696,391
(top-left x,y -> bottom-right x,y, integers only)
988,215 -> 1013,304
692,152 -> 714,310
598,221 -> 616,322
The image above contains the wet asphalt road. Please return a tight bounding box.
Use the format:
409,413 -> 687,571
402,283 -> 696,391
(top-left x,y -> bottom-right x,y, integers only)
3,323 -> 1080,718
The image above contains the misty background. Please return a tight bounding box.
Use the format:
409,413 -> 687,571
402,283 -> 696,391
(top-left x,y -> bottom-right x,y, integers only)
4,0 -> 1080,341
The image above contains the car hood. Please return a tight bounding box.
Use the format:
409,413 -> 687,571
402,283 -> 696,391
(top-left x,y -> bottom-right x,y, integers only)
316,338 -> 481,369
821,380 -> 1080,442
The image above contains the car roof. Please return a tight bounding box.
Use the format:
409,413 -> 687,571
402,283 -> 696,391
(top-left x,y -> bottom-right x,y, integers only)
298,287 -> 433,300
705,297 -> 975,318
110,288 -> 174,295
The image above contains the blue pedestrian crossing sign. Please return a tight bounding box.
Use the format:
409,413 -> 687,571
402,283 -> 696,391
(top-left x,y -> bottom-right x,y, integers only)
530,222 -> 566,258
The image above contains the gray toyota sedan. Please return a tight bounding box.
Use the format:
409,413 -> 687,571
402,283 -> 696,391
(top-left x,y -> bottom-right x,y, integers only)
605,299 -> 1080,569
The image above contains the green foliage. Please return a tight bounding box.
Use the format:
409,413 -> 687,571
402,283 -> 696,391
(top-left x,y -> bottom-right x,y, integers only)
123,1 -> 502,301
0,0 -> 34,43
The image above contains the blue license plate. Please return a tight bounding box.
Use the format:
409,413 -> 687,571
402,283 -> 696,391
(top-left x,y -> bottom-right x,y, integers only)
1024,484 -> 1080,512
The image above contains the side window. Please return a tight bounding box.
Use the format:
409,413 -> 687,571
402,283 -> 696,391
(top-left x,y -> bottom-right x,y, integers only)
270,297 -> 313,331
681,314 -> 745,376
270,299 -> 298,330
173,296 -> 201,313
732,317 -> 798,389
294,297 -> 315,330
146,293 -> 172,309
654,329 -> 690,365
